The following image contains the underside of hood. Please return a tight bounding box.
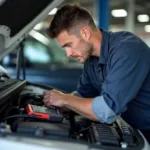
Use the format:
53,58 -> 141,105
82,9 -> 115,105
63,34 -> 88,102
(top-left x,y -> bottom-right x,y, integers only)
0,0 -> 63,59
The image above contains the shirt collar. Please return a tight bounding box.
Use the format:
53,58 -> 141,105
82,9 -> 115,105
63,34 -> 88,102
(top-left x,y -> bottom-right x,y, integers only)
98,29 -> 109,65
90,29 -> 109,66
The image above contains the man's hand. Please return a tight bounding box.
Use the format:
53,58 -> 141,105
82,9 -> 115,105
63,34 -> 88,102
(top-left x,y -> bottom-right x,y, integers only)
43,89 -> 67,107
43,89 -> 98,121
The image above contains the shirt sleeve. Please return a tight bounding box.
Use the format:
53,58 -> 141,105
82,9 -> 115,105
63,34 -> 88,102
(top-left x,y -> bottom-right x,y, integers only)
92,44 -> 150,124
77,61 -> 99,98
71,91 -> 82,97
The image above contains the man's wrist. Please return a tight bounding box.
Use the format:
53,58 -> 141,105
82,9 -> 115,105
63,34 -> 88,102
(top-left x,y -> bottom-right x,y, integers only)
63,94 -> 71,106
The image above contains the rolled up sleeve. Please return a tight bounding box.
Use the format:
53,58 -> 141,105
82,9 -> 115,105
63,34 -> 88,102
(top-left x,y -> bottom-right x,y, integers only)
92,95 -> 119,124
92,45 -> 149,124
71,91 -> 82,97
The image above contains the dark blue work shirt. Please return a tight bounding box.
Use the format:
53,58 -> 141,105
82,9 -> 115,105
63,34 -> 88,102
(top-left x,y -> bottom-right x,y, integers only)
77,29 -> 150,130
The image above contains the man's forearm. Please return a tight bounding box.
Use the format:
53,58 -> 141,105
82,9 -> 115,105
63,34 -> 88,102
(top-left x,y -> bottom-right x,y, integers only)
64,94 -> 99,121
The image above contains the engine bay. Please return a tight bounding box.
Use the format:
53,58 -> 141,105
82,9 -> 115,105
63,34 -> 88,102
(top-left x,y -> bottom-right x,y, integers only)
0,78 -> 146,150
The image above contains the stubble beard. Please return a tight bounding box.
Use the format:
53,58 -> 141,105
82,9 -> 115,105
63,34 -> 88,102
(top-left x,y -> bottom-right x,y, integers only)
81,43 -> 93,63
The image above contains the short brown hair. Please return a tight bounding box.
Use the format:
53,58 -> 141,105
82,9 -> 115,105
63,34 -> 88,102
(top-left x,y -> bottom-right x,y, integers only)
48,4 -> 96,38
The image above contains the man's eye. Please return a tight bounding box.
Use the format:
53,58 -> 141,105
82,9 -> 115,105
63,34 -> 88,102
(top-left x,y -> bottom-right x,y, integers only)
62,43 -> 72,48
65,44 -> 71,48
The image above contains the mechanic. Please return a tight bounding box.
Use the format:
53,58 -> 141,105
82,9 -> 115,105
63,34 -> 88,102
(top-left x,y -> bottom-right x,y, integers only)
43,4 -> 150,142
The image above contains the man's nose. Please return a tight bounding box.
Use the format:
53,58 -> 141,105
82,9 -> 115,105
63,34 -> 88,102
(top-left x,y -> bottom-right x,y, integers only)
66,49 -> 73,57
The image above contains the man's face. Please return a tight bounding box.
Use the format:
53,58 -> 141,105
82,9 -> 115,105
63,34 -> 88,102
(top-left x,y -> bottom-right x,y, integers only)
56,30 -> 93,63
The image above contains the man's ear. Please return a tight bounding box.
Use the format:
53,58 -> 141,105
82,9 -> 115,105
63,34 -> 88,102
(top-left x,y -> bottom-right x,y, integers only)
80,26 -> 91,41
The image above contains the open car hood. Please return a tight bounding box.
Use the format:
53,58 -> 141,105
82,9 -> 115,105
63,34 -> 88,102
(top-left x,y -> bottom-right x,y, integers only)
0,1 -> 149,150
0,0 -> 64,60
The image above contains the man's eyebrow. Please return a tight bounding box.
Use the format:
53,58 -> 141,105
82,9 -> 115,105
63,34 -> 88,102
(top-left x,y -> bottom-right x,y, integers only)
62,42 -> 72,48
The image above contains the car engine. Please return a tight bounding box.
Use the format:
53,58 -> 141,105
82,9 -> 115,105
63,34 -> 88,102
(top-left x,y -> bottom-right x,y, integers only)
0,76 -> 148,150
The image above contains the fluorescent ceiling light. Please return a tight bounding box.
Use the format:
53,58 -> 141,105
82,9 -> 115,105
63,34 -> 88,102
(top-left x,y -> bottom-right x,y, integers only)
111,9 -> 127,17
48,8 -> 58,15
137,14 -> 149,22
34,23 -> 43,30
144,25 -> 150,32
29,30 -> 49,45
